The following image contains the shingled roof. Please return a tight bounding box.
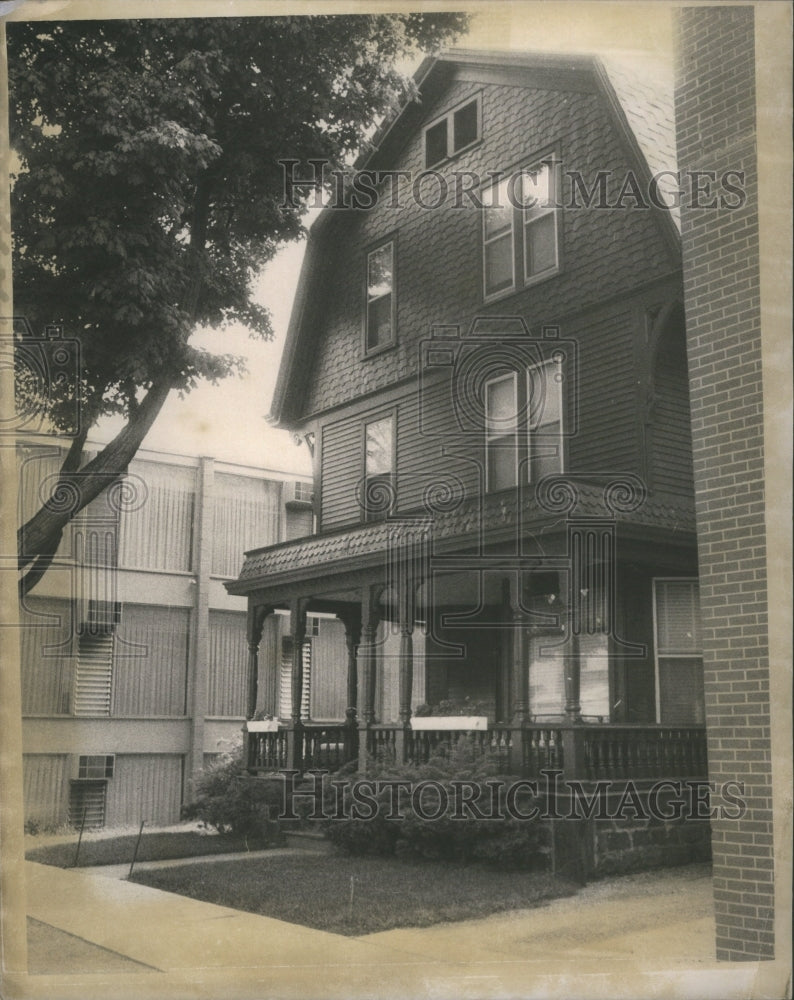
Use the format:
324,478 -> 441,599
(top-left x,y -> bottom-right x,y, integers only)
270,49 -> 680,428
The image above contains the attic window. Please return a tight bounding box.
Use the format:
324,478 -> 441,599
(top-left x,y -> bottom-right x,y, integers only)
424,95 -> 481,168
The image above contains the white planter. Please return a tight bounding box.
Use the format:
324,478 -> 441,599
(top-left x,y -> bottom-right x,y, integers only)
410,716 -> 488,731
246,720 -> 280,732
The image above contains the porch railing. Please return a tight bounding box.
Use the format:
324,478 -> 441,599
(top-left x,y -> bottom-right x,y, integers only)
246,721 -> 707,781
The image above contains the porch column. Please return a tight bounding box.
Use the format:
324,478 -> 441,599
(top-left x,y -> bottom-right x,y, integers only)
509,574 -> 530,723
397,573 -> 415,725
357,586 -> 380,769
243,604 -> 270,774
246,604 -> 271,720
338,609 -> 361,725
287,597 -> 308,771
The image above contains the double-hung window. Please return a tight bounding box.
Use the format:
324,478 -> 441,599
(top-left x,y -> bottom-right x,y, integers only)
482,157 -> 560,300
363,415 -> 394,520
365,241 -> 395,353
485,373 -> 519,492
485,357 -> 564,491
653,579 -> 704,725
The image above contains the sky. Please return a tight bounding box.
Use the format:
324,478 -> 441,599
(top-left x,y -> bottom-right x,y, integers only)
84,2 -> 675,475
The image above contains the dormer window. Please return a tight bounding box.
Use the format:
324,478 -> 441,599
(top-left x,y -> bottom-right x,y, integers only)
424,94 -> 481,168
365,240 -> 395,353
482,156 -> 560,301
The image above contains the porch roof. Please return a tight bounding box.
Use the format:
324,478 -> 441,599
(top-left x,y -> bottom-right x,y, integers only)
226,481 -> 695,597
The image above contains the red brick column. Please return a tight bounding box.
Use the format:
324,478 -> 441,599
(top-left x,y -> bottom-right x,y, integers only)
675,6 -> 774,960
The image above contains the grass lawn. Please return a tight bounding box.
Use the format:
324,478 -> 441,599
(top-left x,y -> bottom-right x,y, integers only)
130,854 -> 578,936
26,831 -> 265,869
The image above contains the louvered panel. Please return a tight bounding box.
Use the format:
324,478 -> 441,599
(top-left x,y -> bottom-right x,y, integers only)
74,633 -> 113,716
278,638 -> 293,719
23,755 -> 70,828
207,610 -> 248,717
20,597 -> 73,715
211,474 -> 281,578
69,783 -> 106,829
118,461 -> 196,572
278,636 -> 311,720
105,755 -> 183,828
112,604 -> 189,717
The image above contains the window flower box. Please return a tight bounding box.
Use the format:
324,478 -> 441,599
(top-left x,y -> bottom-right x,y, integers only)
410,716 -> 488,731
246,719 -> 280,732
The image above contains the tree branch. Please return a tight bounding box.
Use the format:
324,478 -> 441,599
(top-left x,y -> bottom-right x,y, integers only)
17,378 -> 173,574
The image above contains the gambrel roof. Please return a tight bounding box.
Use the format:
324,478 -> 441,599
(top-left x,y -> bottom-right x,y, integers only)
271,49 -> 680,428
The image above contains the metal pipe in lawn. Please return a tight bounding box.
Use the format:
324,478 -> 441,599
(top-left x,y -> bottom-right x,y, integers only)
72,806 -> 87,868
128,819 -> 145,879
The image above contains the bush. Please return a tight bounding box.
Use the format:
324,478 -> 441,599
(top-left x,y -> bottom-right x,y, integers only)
182,747 -> 282,845
321,743 -> 550,870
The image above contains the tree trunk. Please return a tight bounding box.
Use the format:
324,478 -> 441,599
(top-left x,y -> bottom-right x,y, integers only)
18,378 -> 172,593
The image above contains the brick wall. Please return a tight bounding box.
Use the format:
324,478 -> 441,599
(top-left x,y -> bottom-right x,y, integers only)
675,6 -> 774,960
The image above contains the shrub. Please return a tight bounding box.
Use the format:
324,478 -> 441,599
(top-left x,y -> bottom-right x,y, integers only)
321,743 -> 550,870
182,747 -> 282,845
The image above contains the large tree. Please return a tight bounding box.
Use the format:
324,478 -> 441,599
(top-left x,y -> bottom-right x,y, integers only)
8,13 -> 467,595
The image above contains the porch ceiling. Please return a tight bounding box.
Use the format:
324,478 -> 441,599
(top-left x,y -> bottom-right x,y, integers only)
226,482 -> 696,599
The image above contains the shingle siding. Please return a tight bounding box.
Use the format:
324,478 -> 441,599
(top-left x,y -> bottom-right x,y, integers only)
303,74 -> 678,419
675,5 -> 774,961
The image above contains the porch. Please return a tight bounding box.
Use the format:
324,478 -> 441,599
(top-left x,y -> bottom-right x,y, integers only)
228,478 -> 705,786
245,720 -> 708,782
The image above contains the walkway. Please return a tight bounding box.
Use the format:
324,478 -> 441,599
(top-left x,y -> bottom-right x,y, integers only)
13,859 -> 781,1000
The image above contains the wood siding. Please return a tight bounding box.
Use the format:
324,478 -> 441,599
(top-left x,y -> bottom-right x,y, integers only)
320,418 -> 361,529
651,330 -> 695,493
301,76 -> 677,421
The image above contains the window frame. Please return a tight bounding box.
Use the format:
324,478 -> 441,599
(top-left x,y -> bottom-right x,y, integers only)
482,152 -> 561,303
363,237 -> 397,357
484,371 -> 520,493
423,93 -> 482,169
651,577 -> 704,725
484,359 -> 566,494
526,358 -> 565,483
362,411 -> 396,521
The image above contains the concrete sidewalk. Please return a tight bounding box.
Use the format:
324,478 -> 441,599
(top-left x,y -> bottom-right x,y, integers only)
19,860 -> 777,1000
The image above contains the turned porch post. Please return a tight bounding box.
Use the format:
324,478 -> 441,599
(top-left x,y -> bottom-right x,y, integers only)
509,574 -> 530,724
356,586 -> 380,769
246,605 -> 272,720
397,571 -> 415,726
286,597 -> 308,770
339,609 -> 361,725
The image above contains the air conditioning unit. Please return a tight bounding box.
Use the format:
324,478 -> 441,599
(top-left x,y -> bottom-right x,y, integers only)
73,754 -> 115,780
85,599 -> 122,634
284,480 -> 314,508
